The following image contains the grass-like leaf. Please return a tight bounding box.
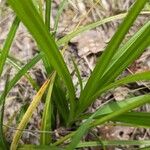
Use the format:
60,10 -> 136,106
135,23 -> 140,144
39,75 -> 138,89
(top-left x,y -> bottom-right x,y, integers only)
72,57 -> 83,92
93,71 -> 150,100
77,140 -> 150,148
139,146 -> 150,150
68,94 -> 150,149
0,69 -> 11,149
4,0 -> 150,149
2,52 -> 39,90
40,72 -> 56,144
111,112 -> 150,128
57,11 -> 150,46
18,145 -> 62,150
7,0 -> 76,120
98,21 -> 150,89
53,0 -> 68,34
0,16 -> 20,77
78,0 -> 148,111
52,77 -> 70,124
10,78 -> 51,150
18,140 -> 150,149
81,112 -> 150,128
77,4 -> 150,116
91,95 -> 150,126
18,145 -> 63,150
45,0 -> 51,31
0,54 -> 42,105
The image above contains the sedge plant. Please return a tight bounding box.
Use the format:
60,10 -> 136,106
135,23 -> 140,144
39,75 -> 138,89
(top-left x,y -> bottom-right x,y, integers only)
0,0 -> 150,149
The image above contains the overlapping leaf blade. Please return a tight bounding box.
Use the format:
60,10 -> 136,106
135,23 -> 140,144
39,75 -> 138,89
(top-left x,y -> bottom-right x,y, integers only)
10,78 -> 51,149
57,11 -> 150,46
0,16 -> 20,76
0,54 -> 42,105
91,95 -> 150,126
111,112 -> 150,128
68,95 -> 150,149
77,0 -> 150,116
40,72 -> 56,145
98,21 -> 150,88
54,0 -> 68,33
93,71 -> 150,100
77,140 -> 150,148
52,77 -> 70,124
7,0 -> 76,120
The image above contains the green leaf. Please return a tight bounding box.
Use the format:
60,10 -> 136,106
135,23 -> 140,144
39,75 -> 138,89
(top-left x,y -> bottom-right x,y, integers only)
52,77 -> 69,124
139,146 -> 150,150
45,0 -> 51,31
81,112 -> 150,128
0,16 -> 20,77
92,95 -> 150,127
72,57 -> 83,92
0,54 -> 42,105
10,78 -> 51,150
0,69 -> 10,150
57,11 -> 150,46
68,95 -> 150,149
37,0 -> 44,18
66,118 -> 92,150
42,0 -> 53,74
93,71 -> 150,100
7,0 -> 76,120
18,140 -> 150,149
77,140 -> 150,148
40,72 -> 56,145
18,145 -> 62,150
53,0 -> 68,34
111,112 -> 150,128
98,21 -> 150,89
77,0 -> 148,116
0,51 -> 39,91
16,103 -> 29,124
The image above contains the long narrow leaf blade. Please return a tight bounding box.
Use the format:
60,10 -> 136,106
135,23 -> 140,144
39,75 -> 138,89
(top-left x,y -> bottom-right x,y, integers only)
68,95 -> 150,149
78,0 -> 148,116
111,112 -> 150,128
1,51 -> 39,91
0,16 -> 20,76
52,78 -> 69,124
78,17 -> 150,116
0,54 -> 42,105
93,71 -> 150,100
45,0 -> 51,31
10,78 -> 51,150
98,21 -> 150,88
54,0 -> 68,33
57,11 -> 150,46
18,145 -> 62,150
7,0 -> 76,118
92,95 -> 150,127
77,140 -> 150,148
0,69 -> 10,149
40,72 -> 56,144
72,58 -> 83,92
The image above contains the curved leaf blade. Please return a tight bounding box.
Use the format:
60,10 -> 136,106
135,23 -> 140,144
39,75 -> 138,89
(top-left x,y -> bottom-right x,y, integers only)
10,78 -> 51,150
7,0 -> 76,119
0,54 -> 42,105
68,95 -> 150,149
0,16 -> 20,76
93,71 -> 150,100
77,0 -> 148,116
40,72 -> 56,145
